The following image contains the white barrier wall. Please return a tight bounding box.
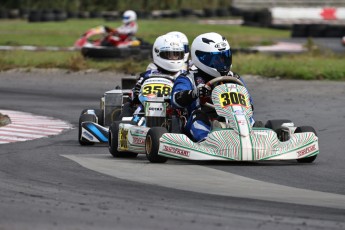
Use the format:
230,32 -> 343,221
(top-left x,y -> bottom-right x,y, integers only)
271,7 -> 345,20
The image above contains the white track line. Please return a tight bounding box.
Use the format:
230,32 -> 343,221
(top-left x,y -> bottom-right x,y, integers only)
0,110 -> 73,144
63,154 -> 345,210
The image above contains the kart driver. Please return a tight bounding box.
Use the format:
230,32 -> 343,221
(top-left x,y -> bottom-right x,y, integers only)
101,10 -> 138,47
146,31 -> 190,71
171,32 -> 255,142
121,34 -> 186,121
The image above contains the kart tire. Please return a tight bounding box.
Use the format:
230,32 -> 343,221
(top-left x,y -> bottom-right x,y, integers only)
80,108 -> 104,126
78,114 -> 97,146
111,108 -> 122,123
145,127 -> 168,163
81,47 -> 122,59
108,121 -> 138,158
265,119 -> 292,131
295,126 -> 318,163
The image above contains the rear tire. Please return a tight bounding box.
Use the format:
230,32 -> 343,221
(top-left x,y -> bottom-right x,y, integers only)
108,121 -> 138,158
295,126 -> 318,163
145,127 -> 168,163
78,114 -> 96,146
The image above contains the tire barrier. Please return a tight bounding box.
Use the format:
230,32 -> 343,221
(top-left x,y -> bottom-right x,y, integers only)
1,8 -> 239,21
242,9 -> 272,27
291,24 -> 345,37
81,46 -> 152,60
28,10 -> 67,22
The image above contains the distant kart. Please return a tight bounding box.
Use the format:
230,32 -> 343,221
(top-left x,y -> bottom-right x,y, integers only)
78,77 -> 137,146
108,74 -> 178,161
145,76 -> 319,163
342,36 -> 345,46
74,26 -> 151,59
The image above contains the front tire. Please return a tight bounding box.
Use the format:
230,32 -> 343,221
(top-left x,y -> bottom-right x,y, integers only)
78,114 -> 96,146
145,127 -> 168,163
265,119 -> 292,131
108,121 -> 138,158
295,126 -> 318,163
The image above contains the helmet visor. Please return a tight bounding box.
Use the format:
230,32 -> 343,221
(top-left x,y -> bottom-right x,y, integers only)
160,51 -> 184,60
195,49 -> 232,74
184,44 -> 190,54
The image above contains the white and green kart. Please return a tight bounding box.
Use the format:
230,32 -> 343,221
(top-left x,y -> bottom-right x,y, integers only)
145,76 -> 319,163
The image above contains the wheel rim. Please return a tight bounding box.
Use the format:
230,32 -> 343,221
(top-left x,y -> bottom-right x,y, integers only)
145,135 -> 152,155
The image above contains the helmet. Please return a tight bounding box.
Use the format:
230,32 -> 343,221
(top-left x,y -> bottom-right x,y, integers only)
191,32 -> 232,77
166,31 -> 189,62
122,10 -> 137,24
152,34 -> 185,73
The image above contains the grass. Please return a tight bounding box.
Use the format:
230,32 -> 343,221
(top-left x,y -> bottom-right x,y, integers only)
0,18 -> 288,47
0,18 -> 344,80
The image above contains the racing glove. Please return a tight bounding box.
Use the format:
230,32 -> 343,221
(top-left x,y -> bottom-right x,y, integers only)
192,84 -> 211,98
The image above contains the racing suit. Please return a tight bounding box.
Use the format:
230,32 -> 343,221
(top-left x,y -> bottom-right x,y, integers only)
121,68 -> 184,123
171,69 -> 254,142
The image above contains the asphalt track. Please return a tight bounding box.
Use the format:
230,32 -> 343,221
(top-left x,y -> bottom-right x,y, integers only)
0,69 -> 344,230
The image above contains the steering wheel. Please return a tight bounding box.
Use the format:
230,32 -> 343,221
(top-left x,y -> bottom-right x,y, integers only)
203,76 -> 245,109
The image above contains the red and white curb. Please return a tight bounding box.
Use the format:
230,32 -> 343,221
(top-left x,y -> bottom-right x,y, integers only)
0,110 -> 73,144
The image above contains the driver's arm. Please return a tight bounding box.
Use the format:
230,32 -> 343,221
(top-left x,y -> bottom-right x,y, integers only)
171,76 -> 195,108
132,71 -> 147,104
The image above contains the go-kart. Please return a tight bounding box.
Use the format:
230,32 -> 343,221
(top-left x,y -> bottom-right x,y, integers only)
108,74 -> 178,161
78,77 -> 137,146
342,36 -> 345,46
145,76 -> 319,163
74,25 -> 151,59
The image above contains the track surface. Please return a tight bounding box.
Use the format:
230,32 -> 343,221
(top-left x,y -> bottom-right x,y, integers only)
0,70 -> 344,230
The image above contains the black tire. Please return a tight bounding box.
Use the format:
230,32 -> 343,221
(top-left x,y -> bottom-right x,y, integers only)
265,119 -> 292,131
81,46 -> 142,59
78,114 -> 97,146
145,127 -> 168,163
291,24 -> 308,38
81,47 -> 121,59
111,108 -> 122,123
108,121 -> 138,158
295,126 -> 318,163
28,10 -> 42,22
80,108 -> 103,126
93,109 -> 104,126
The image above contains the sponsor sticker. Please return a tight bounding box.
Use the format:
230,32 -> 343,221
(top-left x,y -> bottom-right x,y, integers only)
297,144 -> 316,157
83,131 -> 93,140
215,42 -> 227,49
163,146 -> 190,157
132,136 -> 145,145
119,128 -> 128,150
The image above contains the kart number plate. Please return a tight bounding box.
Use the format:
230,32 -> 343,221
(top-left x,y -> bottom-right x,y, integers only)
219,92 -> 248,107
142,84 -> 172,96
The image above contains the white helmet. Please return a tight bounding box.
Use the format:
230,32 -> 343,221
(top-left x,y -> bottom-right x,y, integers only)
166,31 -> 189,62
122,10 -> 137,24
152,34 -> 185,73
191,32 -> 232,77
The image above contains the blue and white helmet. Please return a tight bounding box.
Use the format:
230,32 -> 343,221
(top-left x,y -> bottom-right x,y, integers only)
166,31 -> 189,63
152,34 -> 185,73
191,32 -> 232,77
